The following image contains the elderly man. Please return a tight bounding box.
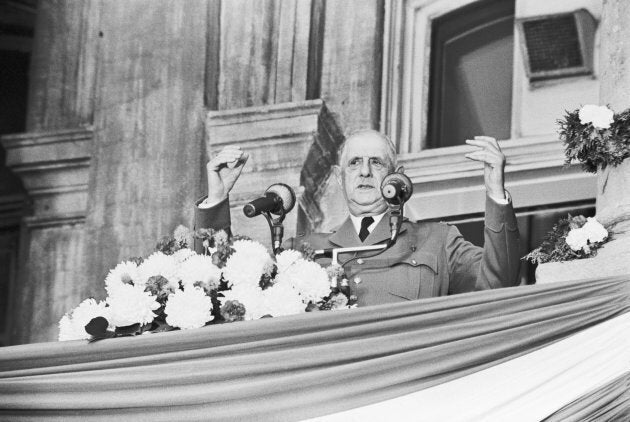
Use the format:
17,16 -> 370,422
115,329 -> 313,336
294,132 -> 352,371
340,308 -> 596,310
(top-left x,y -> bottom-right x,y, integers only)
195,130 -> 520,306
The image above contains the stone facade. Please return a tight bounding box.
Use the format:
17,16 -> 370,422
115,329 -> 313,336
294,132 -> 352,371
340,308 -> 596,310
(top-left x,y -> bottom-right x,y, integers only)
536,0 -> 630,284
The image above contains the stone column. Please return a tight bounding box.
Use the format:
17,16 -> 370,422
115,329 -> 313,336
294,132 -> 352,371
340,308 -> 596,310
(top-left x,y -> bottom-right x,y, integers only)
597,0 -> 630,235
0,129 -> 93,344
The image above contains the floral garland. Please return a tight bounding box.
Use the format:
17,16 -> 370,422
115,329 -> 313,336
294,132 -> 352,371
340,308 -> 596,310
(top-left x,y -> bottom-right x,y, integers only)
561,104 -> 630,173
523,215 -> 609,265
58,226 -> 351,342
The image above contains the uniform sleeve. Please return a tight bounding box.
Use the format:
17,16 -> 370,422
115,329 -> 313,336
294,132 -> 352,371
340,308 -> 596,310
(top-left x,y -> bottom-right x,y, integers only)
193,197 -> 232,253
446,194 -> 520,294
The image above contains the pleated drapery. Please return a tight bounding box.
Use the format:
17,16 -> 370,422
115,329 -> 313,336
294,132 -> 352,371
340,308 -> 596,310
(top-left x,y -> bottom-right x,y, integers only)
308,310 -> 630,421
1,275 -> 629,421
544,371 -> 630,422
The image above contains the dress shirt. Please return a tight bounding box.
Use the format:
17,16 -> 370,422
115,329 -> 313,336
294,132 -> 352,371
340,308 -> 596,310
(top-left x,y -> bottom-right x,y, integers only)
350,213 -> 385,236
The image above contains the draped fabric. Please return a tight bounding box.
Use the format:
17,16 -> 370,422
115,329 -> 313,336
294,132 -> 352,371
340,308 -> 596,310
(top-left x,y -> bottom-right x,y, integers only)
544,371 -> 630,422
308,311 -> 630,421
1,276 -> 629,421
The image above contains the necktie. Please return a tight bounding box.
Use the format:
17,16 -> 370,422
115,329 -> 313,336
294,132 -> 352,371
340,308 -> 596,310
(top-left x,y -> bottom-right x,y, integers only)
359,216 -> 374,242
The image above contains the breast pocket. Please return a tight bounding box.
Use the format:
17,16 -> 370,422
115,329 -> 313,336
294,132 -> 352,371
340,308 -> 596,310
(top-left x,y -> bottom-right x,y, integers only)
387,252 -> 439,301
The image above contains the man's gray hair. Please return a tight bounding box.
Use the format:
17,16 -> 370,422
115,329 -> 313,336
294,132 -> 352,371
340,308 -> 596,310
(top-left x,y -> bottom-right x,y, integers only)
338,129 -> 397,170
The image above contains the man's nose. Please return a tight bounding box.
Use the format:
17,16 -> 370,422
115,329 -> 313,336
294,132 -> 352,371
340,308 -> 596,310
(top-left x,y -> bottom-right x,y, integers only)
359,158 -> 372,177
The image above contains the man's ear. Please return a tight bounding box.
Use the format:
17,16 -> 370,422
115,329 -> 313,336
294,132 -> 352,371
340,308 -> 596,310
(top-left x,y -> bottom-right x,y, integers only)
333,165 -> 342,185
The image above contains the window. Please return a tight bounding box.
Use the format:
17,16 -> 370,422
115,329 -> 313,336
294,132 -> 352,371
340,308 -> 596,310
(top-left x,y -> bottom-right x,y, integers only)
427,0 -> 515,148
382,0 -> 597,236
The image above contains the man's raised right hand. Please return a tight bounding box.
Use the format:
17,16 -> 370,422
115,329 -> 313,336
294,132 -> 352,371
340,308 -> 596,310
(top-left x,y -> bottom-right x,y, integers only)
204,146 -> 249,206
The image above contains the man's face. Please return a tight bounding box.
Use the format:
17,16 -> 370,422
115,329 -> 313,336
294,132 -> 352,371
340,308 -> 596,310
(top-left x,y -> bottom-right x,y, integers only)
337,133 -> 393,217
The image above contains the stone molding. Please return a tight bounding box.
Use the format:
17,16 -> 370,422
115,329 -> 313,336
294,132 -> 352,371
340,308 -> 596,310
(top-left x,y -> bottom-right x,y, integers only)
0,128 -> 93,226
0,193 -> 27,228
205,99 -> 344,241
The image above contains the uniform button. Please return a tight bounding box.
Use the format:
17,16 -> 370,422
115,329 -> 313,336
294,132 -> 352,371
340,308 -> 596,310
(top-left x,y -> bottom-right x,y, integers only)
411,259 -> 417,265
357,258 -> 364,265
353,276 -> 362,284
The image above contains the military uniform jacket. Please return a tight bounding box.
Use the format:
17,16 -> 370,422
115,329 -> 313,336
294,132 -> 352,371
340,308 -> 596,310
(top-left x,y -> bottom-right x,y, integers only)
194,196 -> 521,307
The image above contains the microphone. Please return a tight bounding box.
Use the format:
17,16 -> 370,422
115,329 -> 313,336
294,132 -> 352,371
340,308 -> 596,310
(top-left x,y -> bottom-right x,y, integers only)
381,171 -> 413,206
243,183 -> 296,218
381,169 -> 413,244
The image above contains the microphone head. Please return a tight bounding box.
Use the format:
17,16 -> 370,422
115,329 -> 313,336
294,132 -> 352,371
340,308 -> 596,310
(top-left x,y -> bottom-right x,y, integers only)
381,172 -> 413,205
243,202 -> 261,218
265,183 -> 296,215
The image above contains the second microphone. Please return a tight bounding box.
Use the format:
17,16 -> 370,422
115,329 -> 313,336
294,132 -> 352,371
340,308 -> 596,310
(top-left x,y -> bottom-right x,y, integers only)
243,183 -> 296,217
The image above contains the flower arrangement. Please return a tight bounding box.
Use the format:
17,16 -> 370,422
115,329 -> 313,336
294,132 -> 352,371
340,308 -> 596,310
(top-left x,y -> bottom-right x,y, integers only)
59,226 -> 350,342
561,104 -> 630,173
523,215 -> 610,265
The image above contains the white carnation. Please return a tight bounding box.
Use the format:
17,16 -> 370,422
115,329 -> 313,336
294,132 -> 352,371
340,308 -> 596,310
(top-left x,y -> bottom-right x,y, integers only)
165,287 -> 214,329
222,240 -> 273,288
58,315 -> 76,341
177,254 -> 222,290
104,261 -> 140,296
221,283 -> 306,320
106,284 -> 160,327
263,283 -> 307,317
578,105 -> 614,129
276,259 -> 331,304
58,298 -> 110,341
171,248 -> 197,264
582,217 -> 608,243
565,228 -> 590,252
275,249 -> 303,273
137,252 -> 180,290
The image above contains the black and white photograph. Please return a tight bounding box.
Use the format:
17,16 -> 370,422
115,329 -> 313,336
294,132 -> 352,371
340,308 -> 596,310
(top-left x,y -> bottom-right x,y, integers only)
0,0 -> 628,420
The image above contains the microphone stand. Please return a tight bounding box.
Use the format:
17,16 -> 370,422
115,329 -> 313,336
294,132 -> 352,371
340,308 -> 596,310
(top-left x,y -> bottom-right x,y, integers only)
262,208 -> 286,255
314,204 -> 406,290
388,203 -> 404,244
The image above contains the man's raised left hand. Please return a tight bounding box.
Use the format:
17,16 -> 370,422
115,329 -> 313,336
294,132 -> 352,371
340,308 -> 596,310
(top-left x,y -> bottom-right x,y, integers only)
464,136 -> 506,201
